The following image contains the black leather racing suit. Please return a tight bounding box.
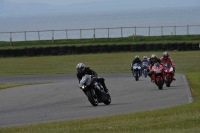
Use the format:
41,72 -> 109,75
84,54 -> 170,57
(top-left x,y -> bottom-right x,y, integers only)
77,67 -> 108,92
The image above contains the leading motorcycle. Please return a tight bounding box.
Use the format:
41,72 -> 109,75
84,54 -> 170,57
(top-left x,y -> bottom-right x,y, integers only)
79,74 -> 111,106
150,62 -> 165,90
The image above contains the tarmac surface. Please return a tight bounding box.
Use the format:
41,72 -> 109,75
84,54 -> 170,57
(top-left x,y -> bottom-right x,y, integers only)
0,73 -> 193,127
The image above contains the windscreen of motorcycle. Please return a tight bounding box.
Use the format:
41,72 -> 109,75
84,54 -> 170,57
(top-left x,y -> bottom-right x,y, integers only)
79,74 -> 92,87
133,63 -> 141,69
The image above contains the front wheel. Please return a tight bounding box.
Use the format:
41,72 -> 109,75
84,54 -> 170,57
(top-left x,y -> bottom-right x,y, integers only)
135,71 -> 139,81
157,77 -> 163,90
103,94 -> 111,105
144,69 -> 147,78
86,90 -> 98,106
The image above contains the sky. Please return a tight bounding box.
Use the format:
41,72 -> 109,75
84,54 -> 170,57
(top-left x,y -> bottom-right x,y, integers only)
5,0 -> 110,5
5,0 -> 200,6
1,0 -> 200,17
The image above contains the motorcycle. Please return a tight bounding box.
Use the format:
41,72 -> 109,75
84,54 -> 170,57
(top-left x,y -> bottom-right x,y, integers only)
79,74 -> 111,106
163,62 -> 174,87
142,61 -> 149,78
150,62 -> 165,90
131,63 -> 141,81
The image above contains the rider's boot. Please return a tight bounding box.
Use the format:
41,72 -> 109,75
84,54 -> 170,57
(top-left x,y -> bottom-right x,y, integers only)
151,77 -> 154,83
98,78 -> 109,94
102,84 -> 109,94
172,72 -> 176,80
100,81 -> 109,94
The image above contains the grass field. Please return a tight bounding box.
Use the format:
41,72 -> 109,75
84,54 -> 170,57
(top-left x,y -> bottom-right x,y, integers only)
0,51 -> 200,132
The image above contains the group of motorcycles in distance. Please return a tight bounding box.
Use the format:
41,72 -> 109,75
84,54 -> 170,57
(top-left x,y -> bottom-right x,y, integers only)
131,58 -> 174,90
78,53 -> 175,106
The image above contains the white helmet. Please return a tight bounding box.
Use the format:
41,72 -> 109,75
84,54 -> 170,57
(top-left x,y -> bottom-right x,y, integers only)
135,55 -> 139,59
143,56 -> 147,60
76,63 -> 85,73
151,54 -> 157,59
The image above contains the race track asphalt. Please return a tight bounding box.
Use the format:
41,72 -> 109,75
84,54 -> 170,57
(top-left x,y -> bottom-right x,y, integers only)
0,73 -> 193,127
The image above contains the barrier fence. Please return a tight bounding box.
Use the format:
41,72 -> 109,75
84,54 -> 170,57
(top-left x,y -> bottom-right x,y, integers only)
0,25 -> 200,42
0,43 -> 199,57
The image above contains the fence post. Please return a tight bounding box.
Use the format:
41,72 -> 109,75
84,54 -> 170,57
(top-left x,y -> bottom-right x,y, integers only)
10,32 -> 12,45
161,26 -> 163,36
93,28 -> 95,41
121,27 -> 123,38
52,30 -> 54,44
24,31 -> 26,41
38,31 -> 40,40
148,26 -> 150,36
135,26 -> 137,36
108,28 -> 109,39
80,29 -> 82,39
174,26 -> 176,36
66,29 -> 68,40
187,25 -> 189,35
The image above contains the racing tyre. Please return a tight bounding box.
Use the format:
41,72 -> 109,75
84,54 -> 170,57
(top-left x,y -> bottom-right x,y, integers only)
103,94 -> 111,105
86,91 -> 98,106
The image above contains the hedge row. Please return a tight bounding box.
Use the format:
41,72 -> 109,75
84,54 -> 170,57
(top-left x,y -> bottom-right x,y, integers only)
0,43 -> 199,57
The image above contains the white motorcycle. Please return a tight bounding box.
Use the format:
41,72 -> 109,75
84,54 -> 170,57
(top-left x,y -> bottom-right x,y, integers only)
131,63 -> 141,81
142,61 -> 149,78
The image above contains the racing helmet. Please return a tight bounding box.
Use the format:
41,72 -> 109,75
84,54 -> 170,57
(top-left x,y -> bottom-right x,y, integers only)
151,54 -> 157,59
76,63 -> 85,73
135,55 -> 139,59
151,54 -> 157,62
143,56 -> 148,61
163,51 -> 169,60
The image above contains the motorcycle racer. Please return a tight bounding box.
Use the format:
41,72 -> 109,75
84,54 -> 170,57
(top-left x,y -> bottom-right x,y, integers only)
160,51 -> 176,80
131,55 -> 142,76
141,56 -> 150,77
76,63 -> 109,93
148,54 -> 162,82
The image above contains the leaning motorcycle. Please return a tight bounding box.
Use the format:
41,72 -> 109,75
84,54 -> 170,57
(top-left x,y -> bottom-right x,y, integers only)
163,62 -> 174,87
150,62 -> 165,90
142,62 -> 149,78
131,63 -> 141,81
79,74 -> 111,106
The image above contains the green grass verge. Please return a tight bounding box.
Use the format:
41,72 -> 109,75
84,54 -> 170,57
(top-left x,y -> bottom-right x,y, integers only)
0,35 -> 200,49
0,51 -> 199,75
0,51 -> 200,133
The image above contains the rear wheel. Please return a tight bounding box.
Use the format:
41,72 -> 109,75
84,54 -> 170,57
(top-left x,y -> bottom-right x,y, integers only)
86,91 -> 98,106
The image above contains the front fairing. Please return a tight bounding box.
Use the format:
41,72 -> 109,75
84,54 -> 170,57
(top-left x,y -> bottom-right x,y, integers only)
152,63 -> 164,76
163,63 -> 174,73
133,63 -> 141,70
79,75 -> 93,88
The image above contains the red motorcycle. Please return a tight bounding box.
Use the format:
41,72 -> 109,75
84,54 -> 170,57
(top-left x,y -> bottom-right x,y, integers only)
163,62 -> 174,87
150,62 -> 165,90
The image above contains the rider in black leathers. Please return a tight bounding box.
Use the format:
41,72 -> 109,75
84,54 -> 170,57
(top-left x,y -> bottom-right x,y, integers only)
131,55 -> 142,76
76,63 -> 109,93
